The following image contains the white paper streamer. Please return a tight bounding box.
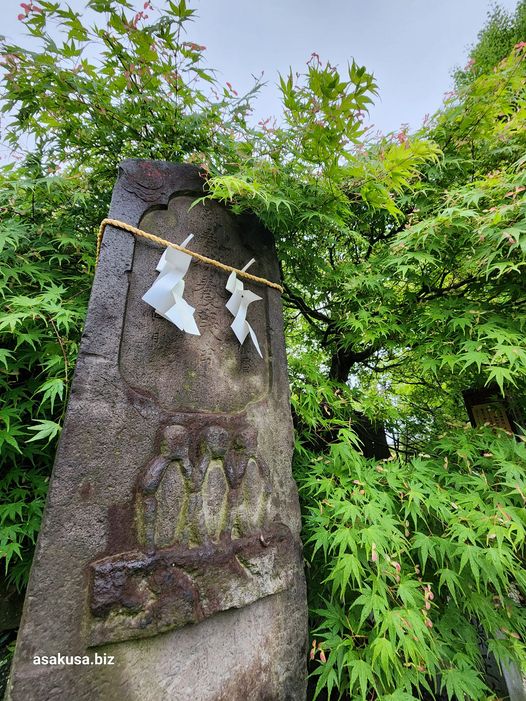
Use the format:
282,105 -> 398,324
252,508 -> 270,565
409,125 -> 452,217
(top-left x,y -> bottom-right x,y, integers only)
225,259 -> 263,358
142,235 -> 201,336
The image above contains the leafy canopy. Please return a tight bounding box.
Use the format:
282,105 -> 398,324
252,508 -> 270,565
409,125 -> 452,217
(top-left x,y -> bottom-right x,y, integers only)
1,2 -> 526,699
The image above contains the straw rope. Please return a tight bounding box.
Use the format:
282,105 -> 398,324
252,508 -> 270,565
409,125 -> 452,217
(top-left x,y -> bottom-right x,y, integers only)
96,218 -> 284,293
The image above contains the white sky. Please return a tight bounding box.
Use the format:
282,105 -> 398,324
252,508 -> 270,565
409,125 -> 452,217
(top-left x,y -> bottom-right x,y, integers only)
0,0 -> 521,138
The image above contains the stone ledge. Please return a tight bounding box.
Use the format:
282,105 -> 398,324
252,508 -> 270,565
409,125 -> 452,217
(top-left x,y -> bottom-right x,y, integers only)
88,522 -> 294,647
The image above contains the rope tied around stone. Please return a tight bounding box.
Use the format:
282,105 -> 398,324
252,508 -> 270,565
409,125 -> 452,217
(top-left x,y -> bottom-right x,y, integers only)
96,218 -> 284,294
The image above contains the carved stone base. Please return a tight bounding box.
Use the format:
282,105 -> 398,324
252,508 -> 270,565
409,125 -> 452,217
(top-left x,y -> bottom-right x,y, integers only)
89,522 -> 294,646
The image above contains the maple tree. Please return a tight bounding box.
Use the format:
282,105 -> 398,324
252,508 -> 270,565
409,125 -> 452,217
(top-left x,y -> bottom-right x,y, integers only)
1,1 -> 526,698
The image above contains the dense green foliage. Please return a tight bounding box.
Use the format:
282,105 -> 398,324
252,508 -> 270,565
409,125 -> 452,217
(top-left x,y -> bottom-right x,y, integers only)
0,164 -> 95,588
454,0 -> 526,86
1,2 -> 526,699
206,36 -> 526,699
300,427 -> 526,700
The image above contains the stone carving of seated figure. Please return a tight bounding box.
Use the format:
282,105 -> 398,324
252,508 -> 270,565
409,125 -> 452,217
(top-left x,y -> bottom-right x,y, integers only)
228,428 -> 272,539
136,424 -> 192,554
195,425 -> 230,544
136,423 -> 274,554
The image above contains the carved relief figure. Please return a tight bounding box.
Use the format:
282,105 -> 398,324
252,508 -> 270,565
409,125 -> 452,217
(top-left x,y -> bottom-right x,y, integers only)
228,429 -> 272,539
136,424 -> 191,553
136,422 -> 272,554
196,425 -> 230,544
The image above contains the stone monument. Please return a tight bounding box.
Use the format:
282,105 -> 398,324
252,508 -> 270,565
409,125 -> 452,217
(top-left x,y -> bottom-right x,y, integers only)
7,160 -> 308,700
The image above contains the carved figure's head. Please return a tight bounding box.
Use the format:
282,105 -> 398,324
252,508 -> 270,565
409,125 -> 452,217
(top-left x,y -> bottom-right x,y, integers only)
200,425 -> 229,458
162,424 -> 189,459
233,428 -> 258,454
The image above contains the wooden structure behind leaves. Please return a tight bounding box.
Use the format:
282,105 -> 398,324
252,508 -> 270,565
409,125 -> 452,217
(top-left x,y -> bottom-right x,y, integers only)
463,386 -> 525,436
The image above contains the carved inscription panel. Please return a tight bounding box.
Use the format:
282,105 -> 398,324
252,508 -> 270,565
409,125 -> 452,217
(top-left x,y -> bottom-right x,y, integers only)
119,196 -> 271,413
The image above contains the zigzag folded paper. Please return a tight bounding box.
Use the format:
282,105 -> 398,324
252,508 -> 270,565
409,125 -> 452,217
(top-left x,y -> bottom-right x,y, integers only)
142,234 -> 200,336
225,258 -> 263,358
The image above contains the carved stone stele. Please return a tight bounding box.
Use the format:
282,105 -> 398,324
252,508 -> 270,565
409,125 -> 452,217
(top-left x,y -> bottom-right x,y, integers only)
7,160 -> 308,701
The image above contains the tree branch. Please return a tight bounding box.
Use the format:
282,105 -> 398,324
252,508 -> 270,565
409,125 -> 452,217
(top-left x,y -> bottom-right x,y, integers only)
282,282 -> 331,324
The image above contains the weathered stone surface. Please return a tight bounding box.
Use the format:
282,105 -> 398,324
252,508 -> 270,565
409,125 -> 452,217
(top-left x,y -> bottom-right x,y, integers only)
7,160 -> 308,700
89,521 -> 294,647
